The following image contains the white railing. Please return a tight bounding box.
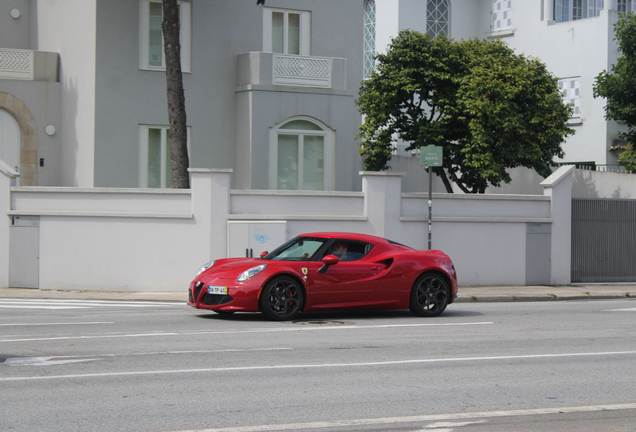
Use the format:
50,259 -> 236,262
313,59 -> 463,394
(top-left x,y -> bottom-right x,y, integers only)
392,143 -> 420,157
0,48 -> 33,80
273,54 -> 332,88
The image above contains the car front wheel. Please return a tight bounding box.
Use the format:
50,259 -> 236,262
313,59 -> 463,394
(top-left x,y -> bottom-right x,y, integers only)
409,273 -> 449,317
260,276 -> 304,321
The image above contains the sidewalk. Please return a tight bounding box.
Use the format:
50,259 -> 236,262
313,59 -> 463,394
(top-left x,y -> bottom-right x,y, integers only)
0,285 -> 634,303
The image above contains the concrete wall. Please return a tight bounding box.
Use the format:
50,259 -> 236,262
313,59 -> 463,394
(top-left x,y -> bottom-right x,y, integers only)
35,0 -> 97,187
3,167 -> 601,291
572,169 -> 636,198
0,0 -> 32,49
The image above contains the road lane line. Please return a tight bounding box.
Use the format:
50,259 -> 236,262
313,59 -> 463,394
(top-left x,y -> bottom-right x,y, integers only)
164,403 -> 636,432
0,322 -> 494,343
0,322 -> 113,327
0,305 -> 90,310
2,350 -> 636,382
3,348 -> 291,366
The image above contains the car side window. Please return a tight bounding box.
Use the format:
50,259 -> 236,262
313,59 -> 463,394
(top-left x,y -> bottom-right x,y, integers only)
324,240 -> 374,262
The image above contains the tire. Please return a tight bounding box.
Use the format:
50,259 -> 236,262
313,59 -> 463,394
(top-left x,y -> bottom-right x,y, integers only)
409,272 -> 449,317
260,276 -> 304,321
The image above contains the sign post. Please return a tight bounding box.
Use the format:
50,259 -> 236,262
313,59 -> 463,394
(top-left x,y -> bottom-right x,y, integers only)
420,145 -> 443,250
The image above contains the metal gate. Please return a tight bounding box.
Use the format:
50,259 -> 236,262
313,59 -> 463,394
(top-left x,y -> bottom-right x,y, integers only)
571,198 -> 636,282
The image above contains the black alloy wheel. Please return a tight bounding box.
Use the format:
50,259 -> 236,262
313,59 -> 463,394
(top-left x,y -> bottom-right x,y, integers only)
260,276 -> 304,321
409,273 -> 449,317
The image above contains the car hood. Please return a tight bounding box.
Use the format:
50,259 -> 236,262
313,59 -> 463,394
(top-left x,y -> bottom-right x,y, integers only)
199,258 -> 267,279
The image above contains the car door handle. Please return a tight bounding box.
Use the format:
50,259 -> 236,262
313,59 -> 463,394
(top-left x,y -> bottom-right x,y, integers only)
371,265 -> 380,270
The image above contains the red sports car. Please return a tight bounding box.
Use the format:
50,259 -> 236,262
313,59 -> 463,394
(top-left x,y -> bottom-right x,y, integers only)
188,232 -> 458,320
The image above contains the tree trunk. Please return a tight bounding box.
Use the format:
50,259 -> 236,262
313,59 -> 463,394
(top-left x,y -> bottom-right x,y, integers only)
162,0 -> 190,188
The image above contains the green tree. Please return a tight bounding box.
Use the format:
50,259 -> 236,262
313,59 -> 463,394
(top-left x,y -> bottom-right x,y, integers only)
162,0 -> 189,188
594,12 -> 636,171
357,30 -> 574,193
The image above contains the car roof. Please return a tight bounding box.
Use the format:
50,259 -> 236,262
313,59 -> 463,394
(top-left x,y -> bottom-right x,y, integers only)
298,232 -> 391,245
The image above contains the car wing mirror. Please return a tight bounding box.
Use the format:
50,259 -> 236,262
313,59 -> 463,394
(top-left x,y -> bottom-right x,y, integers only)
260,251 -> 268,259
319,254 -> 339,273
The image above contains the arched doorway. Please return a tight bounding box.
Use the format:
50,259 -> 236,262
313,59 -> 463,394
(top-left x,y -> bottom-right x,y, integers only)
0,92 -> 37,186
0,109 -> 21,184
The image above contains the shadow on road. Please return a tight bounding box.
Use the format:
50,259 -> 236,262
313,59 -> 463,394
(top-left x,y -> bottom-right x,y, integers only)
195,308 -> 484,322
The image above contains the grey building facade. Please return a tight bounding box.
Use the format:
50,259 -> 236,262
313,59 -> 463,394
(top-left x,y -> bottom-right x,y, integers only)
1,0 -> 364,190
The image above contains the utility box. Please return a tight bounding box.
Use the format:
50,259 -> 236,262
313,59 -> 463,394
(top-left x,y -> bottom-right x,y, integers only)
228,221 -> 287,258
9,216 -> 40,289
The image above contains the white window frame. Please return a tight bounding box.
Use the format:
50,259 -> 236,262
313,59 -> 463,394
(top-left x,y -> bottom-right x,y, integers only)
262,7 -> 311,56
139,0 -> 192,72
554,0 -> 603,22
426,0 -> 450,39
268,116 -> 335,191
558,77 -> 581,118
617,0 -> 633,13
139,125 -> 191,188
364,0 -> 376,79
492,0 -> 513,31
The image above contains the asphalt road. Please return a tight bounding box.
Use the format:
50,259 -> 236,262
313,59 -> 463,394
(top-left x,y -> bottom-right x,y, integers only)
1,298 -> 635,432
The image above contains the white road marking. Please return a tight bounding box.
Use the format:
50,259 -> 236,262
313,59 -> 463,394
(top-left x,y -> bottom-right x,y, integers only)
425,420 -> 487,429
1,350 -> 635,382
3,357 -> 98,366
0,299 -> 183,310
606,308 -> 636,312
1,348 -> 290,367
0,322 -> 113,327
163,403 -> 636,432
0,332 -> 180,343
0,322 -> 493,344
0,305 -> 90,310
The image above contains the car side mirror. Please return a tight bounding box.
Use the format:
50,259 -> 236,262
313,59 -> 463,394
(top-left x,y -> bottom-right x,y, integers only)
260,251 -> 268,259
319,254 -> 339,273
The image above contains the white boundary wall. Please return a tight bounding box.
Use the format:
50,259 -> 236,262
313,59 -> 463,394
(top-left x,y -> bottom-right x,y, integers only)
0,165 -> 600,290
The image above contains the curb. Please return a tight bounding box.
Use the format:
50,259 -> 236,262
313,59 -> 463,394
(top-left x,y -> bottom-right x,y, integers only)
455,293 -> 634,303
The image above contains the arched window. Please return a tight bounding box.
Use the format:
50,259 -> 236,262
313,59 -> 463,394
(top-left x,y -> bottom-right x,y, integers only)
269,117 -> 335,191
0,109 -> 21,183
426,0 -> 449,38
364,0 -> 376,79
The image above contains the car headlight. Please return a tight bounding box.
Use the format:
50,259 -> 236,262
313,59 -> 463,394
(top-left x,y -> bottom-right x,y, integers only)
196,261 -> 215,276
237,264 -> 267,282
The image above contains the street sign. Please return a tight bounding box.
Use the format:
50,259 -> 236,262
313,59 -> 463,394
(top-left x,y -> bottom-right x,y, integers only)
420,145 -> 443,167
419,145 -> 443,250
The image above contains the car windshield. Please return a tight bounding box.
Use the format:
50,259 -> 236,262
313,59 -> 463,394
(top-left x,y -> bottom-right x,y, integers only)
264,237 -> 327,261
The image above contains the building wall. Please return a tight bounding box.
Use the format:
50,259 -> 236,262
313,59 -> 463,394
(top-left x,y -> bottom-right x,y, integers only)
91,0 -> 364,190
34,0 -> 97,187
0,0 -> 32,49
496,5 -> 620,167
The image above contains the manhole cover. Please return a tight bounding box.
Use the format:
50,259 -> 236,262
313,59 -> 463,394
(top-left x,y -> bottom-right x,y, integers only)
292,320 -> 346,325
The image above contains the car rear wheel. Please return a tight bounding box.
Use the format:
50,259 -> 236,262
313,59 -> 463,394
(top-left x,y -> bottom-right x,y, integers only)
409,273 -> 449,317
260,276 -> 304,321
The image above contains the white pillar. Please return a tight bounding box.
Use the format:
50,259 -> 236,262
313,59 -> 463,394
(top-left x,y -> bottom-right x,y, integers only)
541,165 -> 575,285
0,160 -> 19,288
360,171 -> 405,239
189,168 -> 233,260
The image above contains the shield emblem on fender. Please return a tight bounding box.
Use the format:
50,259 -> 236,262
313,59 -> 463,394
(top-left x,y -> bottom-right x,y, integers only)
302,268 -> 308,275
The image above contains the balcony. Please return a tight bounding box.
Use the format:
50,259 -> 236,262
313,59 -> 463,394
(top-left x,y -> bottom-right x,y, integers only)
237,52 -> 347,91
0,48 -> 58,82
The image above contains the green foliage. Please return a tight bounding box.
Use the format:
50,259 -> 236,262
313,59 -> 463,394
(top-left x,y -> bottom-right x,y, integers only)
357,30 -> 574,193
594,12 -> 636,171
